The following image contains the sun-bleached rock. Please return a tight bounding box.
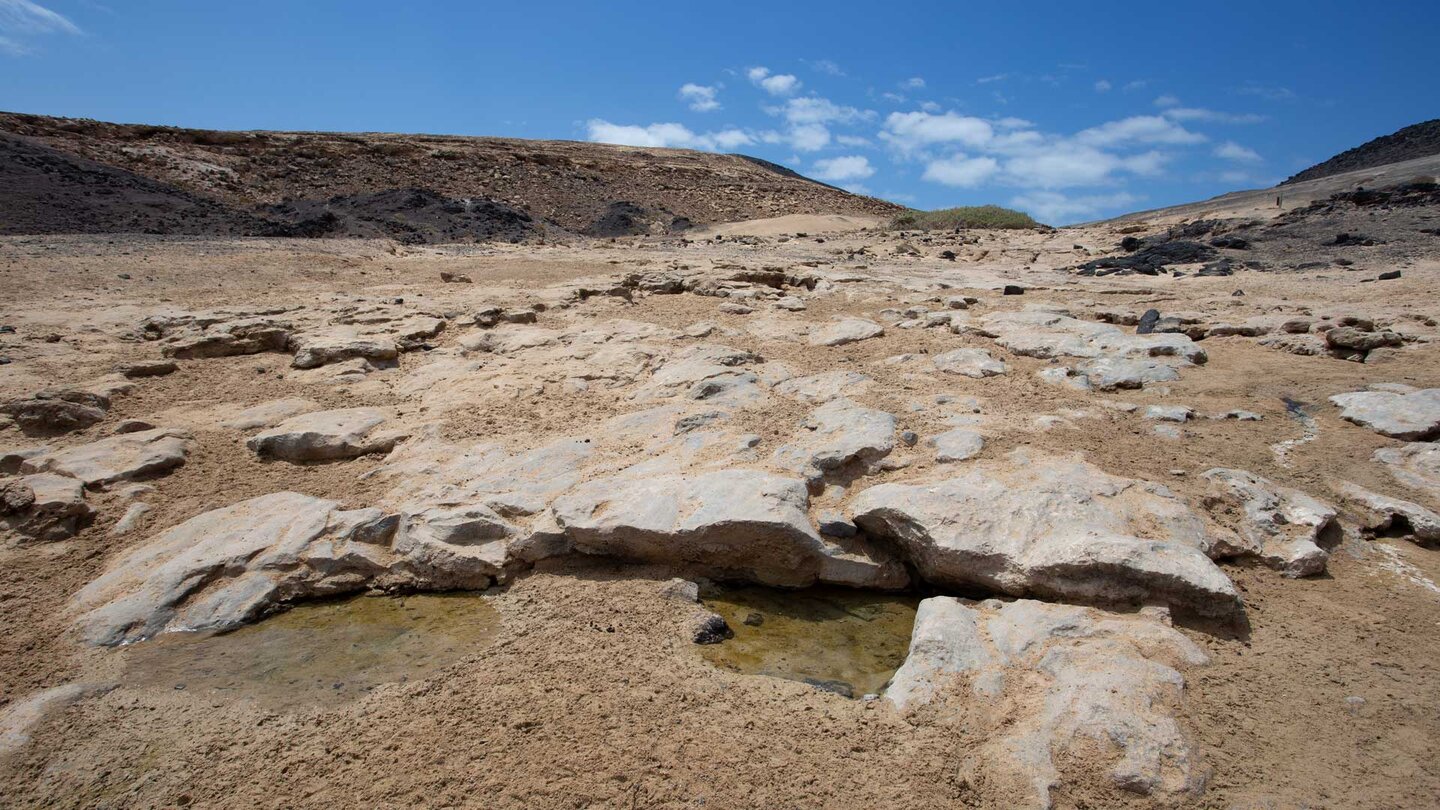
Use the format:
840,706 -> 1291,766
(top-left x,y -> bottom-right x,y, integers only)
932,348 -> 1007,378
1336,481 -> 1440,546
289,329 -> 399,370
21,429 -> 192,488
886,597 -> 1207,806
246,408 -> 404,462
554,469 -> 903,588
1075,358 -> 1182,391
1,473 -> 93,542
1375,442 -> 1440,499
219,398 -> 323,430
158,317 -> 291,359
772,370 -> 873,403
932,428 -> 984,463
772,399 -> 896,483
1329,388 -> 1440,440
1200,469 -> 1339,576
980,311 -> 1207,364
807,318 -> 884,347
72,492 -> 406,646
849,451 -> 1240,616
1,397 -> 107,436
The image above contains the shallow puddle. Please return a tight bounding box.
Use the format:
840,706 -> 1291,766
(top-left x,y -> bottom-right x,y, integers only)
123,592 -> 499,709
698,585 -> 919,698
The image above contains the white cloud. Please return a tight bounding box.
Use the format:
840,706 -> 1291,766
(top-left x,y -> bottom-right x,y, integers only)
976,74 -> 1008,84
922,154 -> 999,187
585,120 -> 752,152
747,66 -> 801,96
678,83 -> 721,112
881,91 -> 906,104
1009,191 -> 1143,224
812,155 -> 876,182
901,76 -> 926,89
1002,146 -> 1168,189
1123,80 -> 1148,92
1073,115 -> 1204,147
787,123 -> 830,151
1094,80 -> 1112,92
1163,107 -> 1264,124
0,0 -> 81,55
1214,140 -> 1262,162
808,59 -> 845,76
841,183 -> 871,195
880,111 -> 994,153
836,134 -> 873,147
773,96 -> 872,126
1153,94 -> 1180,108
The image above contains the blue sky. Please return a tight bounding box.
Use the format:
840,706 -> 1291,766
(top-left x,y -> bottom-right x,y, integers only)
2,1 -> 1436,224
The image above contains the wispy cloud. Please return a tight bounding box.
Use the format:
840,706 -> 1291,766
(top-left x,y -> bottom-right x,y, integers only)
1009,190 -> 1143,224
747,66 -> 801,96
900,76 -> 925,90
975,73 -> 1008,85
678,83 -> 721,112
807,58 -> 845,76
586,120 -> 752,151
1214,141 -> 1262,162
0,0 -> 81,55
1237,82 -> 1296,101
1094,79 -> 1112,93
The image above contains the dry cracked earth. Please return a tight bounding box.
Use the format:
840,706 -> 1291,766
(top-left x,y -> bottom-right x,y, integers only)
2,209 -> 1439,809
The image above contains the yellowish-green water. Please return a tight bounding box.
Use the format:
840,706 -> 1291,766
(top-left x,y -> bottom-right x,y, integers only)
123,592 -> 498,709
698,585 -> 919,698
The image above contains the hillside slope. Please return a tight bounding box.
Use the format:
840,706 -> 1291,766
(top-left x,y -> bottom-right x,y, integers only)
0,112 -> 900,241
1283,119 -> 1440,185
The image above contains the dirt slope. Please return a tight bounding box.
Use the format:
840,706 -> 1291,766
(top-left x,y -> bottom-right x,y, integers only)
0,112 -> 900,240
1285,119 -> 1440,185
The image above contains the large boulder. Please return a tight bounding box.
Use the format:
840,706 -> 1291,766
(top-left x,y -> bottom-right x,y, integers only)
849,451 -> 1240,616
1329,388 -> 1440,440
1336,481 -> 1440,546
246,408 -> 404,462
0,397 -> 106,436
554,469 -> 902,588
887,597 -> 1208,806
72,492 -> 402,646
159,317 -> 291,359
1200,469 -> 1340,576
21,429 -> 192,488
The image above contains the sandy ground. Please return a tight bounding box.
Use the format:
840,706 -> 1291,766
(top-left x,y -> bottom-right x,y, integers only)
2,219 -> 1439,808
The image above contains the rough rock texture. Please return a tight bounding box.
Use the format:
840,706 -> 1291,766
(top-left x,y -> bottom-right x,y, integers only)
1329,388 -> 1440,440
289,330 -> 399,370
1337,481 -> 1440,546
979,311 -> 1207,365
886,597 -> 1208,806
219,398 -> 323,431
246,408 -> 403,462
1201,469 -> 1341,576
808,318 -> 884,347
1374,442 -> 1440,498
20,429 -> 192,488
849,451 -> 1240,616
772,371 -> 872,403
0,683 -> 113,757
554,470 -> 902,588
932,429 -> 985,463
0,397 -> 107,436
0,473 -> 92,542
773,399 -> 896,484
72,492 -> 405,646
158,317 -> 292,360
932,348 -> 1007,378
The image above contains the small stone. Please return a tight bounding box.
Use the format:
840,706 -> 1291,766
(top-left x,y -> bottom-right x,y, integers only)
691,612 -> 733,645
117,360 -> 178,379
439,272 -> 472,283
112,419 -> 157,434
1002,285 -> 1025,296
1136,309 -> 1160,335
743,612 -> 765,627
1377,270 -> 1401,281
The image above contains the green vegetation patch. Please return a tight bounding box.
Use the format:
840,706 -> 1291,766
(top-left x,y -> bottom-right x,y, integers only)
890,205 -> 1043,230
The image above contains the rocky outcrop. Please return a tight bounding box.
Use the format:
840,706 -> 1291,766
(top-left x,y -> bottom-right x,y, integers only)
246,408 -> 405,462
72,492 -> 404,645
1200,469 -> 1341,576
1375,442 -> 1440,497
808,318 -> 884,347
849,451 -> 1240,616
887,597 -> 1208,807
1,473 -> 92,541
1330,388 -> 1440,440
772,399 -> 896,485
20,429 -> 192,488
1337,481 -> 1440,546
932,348 -> 1007,378
289,329 -> 400,370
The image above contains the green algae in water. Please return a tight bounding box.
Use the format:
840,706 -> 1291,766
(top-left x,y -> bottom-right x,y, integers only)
698,585 -> 919,698
123,592 -> 498,709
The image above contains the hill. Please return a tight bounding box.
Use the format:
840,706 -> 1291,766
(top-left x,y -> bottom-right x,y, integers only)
1283,119 -> 1440,185
0,111 -> 901,241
